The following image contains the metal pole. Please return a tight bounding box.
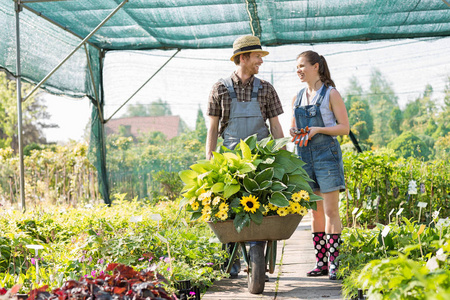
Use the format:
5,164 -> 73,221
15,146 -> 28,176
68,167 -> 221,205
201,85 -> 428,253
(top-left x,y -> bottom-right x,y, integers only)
21,0 -> 129,102
15,0 -> 26,212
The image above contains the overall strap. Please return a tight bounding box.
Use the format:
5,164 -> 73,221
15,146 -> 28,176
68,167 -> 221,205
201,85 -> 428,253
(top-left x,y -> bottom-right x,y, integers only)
294,88 -> 305,108
251,77 -> 261,101
314,86 -> 328,107
219,77 -> 237,102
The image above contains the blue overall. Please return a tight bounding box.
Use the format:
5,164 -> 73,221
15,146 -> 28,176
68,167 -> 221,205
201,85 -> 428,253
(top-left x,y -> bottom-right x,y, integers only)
294,85 -> 345,193
220,77 -> 269,150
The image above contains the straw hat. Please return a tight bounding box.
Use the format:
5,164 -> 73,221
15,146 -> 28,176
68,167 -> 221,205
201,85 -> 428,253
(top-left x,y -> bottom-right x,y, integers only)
230,35 -> 269,61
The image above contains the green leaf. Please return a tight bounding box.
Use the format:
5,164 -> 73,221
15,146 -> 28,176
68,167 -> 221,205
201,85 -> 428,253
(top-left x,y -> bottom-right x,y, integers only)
240,140 -> 252,160
250,210 -> 263,225
179,170 -> 198,184
234,213 -> 250,233
191,212 -> 202,221
238,162 -> 256,174
259,180 -> 272,190
243,177 -> 259,193
224,184 -> 240,199
255,168 -> 274,184
244,134 -> 258,150
211,182 -> 224,193
271,181 -> 287,191
269,191 -> 290,207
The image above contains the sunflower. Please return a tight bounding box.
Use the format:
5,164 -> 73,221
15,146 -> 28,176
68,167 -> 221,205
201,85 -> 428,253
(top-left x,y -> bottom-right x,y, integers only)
212,196 -> 222,206
191,201 -> 200,210
298,206 -> 308,216
215,210 -> 228,221
219,202 -> 229,211
291,192 -> 301,203
299,190 -> 310,201
240,195 -> 260,213
276,207 -> 289,217
289,201 -> 301,214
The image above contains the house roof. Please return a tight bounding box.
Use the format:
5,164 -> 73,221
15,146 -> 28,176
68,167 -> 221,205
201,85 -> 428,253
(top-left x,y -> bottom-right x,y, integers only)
105,116 -> 181,140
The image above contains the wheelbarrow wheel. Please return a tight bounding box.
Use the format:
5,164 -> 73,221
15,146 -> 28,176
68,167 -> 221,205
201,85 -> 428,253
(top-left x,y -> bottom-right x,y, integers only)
247,243 -> 265,294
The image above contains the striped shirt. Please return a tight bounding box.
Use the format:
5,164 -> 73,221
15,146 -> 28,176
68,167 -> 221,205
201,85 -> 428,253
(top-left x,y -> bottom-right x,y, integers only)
207,72 -> 283,136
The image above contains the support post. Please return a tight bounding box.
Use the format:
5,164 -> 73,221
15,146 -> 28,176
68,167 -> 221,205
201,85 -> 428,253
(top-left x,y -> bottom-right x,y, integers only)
15,0 -> 26,212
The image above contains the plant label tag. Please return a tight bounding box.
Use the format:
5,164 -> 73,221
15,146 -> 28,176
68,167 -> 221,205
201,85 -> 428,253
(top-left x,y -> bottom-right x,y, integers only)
155,233 -> 168,244
381,226 -> 390,237
356,188 -> 360,200
352,207 -> 359,215
418,224 -> 426,235
408,180 -> 417,195
150,214 -> 162,221
396,208 -> 404,216
356,210 -> 363,219
347,190 -> 353,200
26,245 -> 44,250
389,208 -> 395,216
417,202 -> 427,208
181,218 -> 188,227
130,215 -> 143,223
426,256 -> 439,271
374,195 -> 380,207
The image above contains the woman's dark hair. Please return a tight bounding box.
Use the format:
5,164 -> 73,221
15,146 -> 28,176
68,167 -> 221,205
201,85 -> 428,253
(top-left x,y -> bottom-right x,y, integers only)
297,51 -> 335,87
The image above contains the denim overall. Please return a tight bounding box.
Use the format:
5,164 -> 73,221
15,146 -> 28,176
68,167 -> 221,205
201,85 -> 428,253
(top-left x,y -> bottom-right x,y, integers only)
220,76 -> 268,268
220,77 -> 269,150
294,85 -> 345,193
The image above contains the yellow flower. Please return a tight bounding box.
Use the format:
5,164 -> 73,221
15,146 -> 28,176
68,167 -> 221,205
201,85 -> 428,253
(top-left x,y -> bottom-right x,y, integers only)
298,206 -> 308,216
200,214 -> 211,221
188,197 -> 196,205
268,203 -> 278,211
276,207 -> 289,217
212,196 -> 222,206
202,205 -> 212,215
219,202 -> 229,211
202,197 -> 211,206
215,210 -> 228,221
291,192 -> 301,203
262,204 -> 270,216
290,201 -> 301,214
191,201 -> 199,210
299,190 -> 310,201
240,195 -> 260,213
198,190 -> 212,201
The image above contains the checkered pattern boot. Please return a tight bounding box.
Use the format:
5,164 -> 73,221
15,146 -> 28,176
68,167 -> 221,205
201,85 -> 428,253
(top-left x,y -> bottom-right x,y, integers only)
306,232 -> 328,276
327,233 -> 341,280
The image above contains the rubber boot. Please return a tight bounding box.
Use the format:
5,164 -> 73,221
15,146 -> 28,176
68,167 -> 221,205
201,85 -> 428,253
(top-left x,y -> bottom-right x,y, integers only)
327,233 -> 341,280
306,232 -> 328,276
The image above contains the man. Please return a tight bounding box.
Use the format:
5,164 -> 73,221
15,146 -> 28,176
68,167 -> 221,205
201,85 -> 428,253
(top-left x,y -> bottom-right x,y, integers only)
206,35 -> 285,278
206,35 -> 284,159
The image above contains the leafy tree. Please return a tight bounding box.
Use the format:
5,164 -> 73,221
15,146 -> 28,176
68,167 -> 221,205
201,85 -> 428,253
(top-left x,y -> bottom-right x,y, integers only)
0,72 -> 55,151
367,69 -> 399,147
388,106 -> 403,136
387,131 -> 432,160
194,105 -> 207,143
123,99 -> 173,117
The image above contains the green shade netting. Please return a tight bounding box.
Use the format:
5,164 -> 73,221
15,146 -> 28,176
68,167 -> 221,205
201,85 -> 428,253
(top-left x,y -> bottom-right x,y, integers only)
0,0 -> 449,203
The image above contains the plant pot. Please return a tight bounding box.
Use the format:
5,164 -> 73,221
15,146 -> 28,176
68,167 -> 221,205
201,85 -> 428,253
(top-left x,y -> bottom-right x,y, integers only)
207,214 -> 303,244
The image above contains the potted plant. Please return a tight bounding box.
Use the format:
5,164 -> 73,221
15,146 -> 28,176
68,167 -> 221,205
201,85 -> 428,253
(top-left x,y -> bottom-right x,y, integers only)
179,135 -> 321,235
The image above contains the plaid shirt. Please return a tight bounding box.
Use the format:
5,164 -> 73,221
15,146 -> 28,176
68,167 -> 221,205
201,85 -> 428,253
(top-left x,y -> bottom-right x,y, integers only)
207,72 -> 284,136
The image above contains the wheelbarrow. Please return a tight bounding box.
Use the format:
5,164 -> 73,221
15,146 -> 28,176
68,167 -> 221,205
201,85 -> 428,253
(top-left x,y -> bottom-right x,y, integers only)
207,214 -> 303,294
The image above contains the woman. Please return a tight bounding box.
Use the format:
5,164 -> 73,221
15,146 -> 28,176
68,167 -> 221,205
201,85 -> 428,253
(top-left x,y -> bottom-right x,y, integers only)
290,51 -> 349,280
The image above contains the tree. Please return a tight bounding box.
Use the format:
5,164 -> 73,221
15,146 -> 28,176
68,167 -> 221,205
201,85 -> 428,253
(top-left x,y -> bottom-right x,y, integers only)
387,131 -> 432,160
0,72 -> 55,151
123,99 -> 173,117
195,105 -> 207,143
389,106 -> 403,136
367,69 -> 399,147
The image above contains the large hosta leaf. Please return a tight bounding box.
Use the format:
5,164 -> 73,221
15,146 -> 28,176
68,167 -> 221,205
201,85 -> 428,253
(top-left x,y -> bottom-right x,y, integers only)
255,168 -> 274,184
211,182 -> 225,193
224,183 -> 240,199
243,177 -> 259,193
250,210 -> 263,225
179,170 -> 198,184
269,191 -> 290,207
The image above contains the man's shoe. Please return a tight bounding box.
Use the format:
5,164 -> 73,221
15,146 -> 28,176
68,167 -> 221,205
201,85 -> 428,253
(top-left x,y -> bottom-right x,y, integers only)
306,267 -> 328,277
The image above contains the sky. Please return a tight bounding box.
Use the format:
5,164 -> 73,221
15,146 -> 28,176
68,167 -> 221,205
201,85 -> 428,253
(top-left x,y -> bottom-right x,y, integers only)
42,37 -> 450,143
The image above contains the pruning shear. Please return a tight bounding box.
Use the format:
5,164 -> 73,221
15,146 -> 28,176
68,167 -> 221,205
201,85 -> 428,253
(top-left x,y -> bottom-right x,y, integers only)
291,126 -> 310,147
